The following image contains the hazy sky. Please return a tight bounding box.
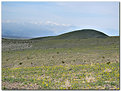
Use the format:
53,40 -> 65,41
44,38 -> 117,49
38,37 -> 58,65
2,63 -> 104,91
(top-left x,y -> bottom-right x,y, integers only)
2,2 -> 119,38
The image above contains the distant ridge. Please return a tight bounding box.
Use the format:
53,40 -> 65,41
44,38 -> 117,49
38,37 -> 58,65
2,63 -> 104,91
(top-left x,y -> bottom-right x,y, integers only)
31,29 -> 109,40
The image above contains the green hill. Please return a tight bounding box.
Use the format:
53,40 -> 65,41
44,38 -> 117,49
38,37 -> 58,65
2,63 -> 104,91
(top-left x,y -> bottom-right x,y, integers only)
31,29 -> 109,40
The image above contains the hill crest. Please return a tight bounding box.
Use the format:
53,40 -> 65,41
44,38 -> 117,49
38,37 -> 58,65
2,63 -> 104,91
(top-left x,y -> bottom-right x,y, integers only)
31,29 -> 109,40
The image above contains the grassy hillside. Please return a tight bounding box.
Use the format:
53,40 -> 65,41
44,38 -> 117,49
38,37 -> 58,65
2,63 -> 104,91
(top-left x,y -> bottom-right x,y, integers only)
2,36 -> 119,90
31,29 -> 109,40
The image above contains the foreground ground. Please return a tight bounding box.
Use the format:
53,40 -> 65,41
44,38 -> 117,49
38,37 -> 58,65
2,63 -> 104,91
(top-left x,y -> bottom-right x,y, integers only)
2,37 -> 119,90
2,62 -> 119,90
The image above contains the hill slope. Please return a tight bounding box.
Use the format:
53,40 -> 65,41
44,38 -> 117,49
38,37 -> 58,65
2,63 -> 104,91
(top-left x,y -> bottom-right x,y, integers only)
31,29 -> 109,40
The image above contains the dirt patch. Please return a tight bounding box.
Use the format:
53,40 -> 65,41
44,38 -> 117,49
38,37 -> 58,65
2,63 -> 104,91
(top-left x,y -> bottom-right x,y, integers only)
2,82 -> 41,90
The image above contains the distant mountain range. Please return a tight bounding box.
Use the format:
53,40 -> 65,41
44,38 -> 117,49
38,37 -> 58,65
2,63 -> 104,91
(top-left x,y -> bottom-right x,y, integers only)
2,35 -> 32,39
31,29 -> 109,40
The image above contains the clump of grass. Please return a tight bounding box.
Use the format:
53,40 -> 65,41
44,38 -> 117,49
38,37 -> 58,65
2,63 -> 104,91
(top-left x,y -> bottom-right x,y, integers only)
62,61 -> 65,64
19,62 -> 23,65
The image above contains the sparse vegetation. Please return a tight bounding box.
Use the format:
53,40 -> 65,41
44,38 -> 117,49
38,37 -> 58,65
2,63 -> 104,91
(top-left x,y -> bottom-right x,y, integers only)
2,34 -> 119,89
2,62 -> 119,90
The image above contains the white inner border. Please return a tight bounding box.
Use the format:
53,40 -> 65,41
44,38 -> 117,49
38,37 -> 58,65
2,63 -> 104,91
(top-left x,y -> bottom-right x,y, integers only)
0,0 -> 120,91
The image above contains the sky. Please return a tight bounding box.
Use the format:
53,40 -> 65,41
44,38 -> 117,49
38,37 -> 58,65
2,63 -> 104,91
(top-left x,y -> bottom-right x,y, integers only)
2,2 -> 119,38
